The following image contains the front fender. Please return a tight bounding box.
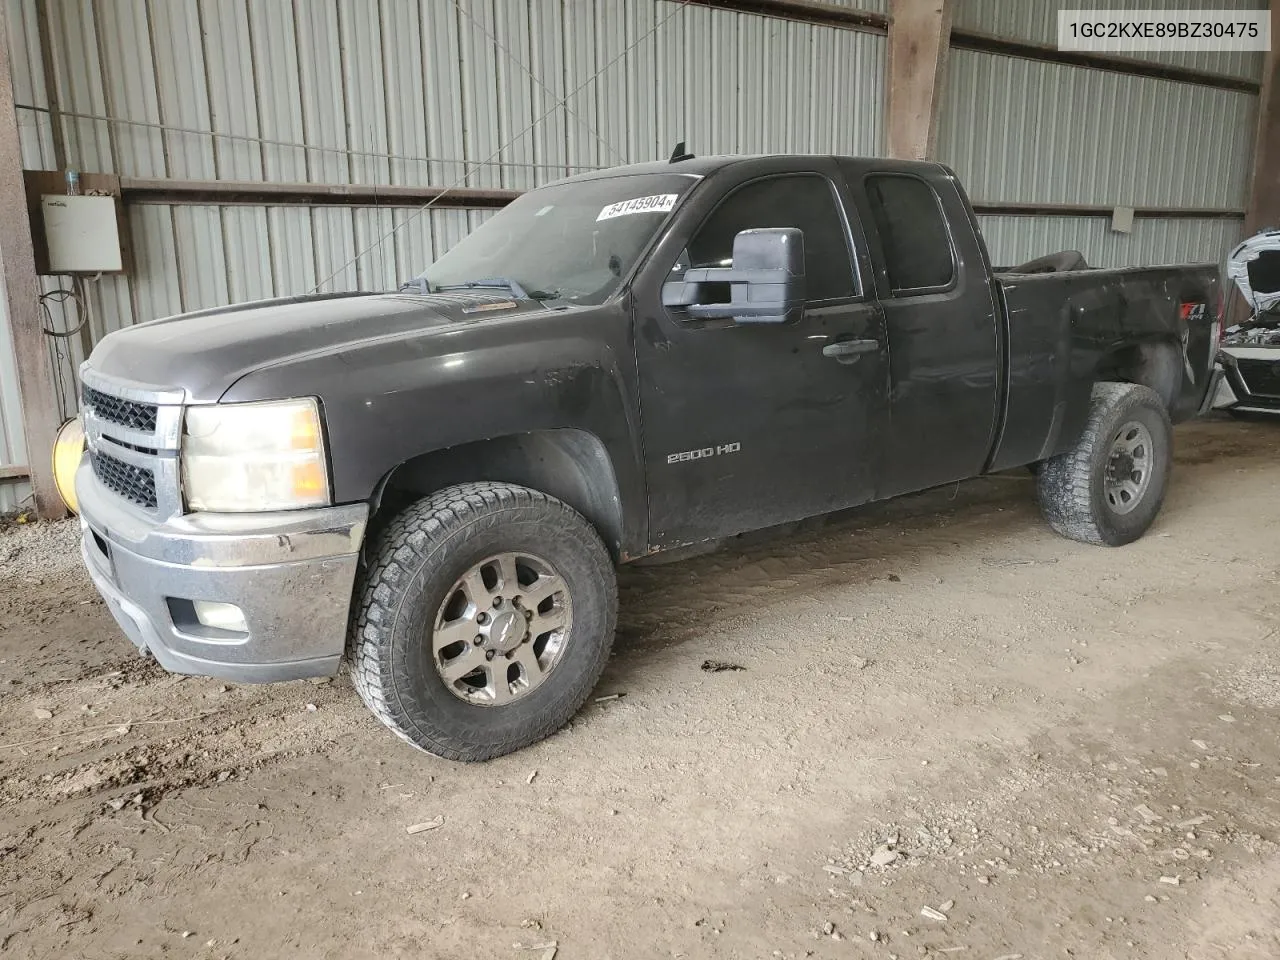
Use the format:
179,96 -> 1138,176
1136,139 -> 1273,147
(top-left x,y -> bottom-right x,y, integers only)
221,305 -> 648,555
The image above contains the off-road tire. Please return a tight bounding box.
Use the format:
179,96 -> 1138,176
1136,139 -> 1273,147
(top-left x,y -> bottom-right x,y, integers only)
349,482 -> 617,761
1036,382 -> 1172,546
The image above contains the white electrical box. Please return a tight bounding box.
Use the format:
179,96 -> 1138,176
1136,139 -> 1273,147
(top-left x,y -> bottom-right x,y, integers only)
40,195 -> 123,273
1111,205 -> 1135,235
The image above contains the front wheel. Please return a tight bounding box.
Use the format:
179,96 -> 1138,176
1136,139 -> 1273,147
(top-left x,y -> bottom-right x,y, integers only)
349,482 -> 617,761
1036,382 -> 1172,546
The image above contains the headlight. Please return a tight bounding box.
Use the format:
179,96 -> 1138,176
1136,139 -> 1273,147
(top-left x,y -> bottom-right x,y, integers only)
52,416 -> 85,514
182,399 -> 330,512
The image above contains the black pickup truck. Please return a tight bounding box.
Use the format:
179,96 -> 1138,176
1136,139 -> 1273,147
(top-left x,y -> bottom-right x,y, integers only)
73,154 -> 1223,760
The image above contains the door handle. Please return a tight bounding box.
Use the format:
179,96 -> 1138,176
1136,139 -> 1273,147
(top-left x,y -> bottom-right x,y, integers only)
821,339 -> 879,361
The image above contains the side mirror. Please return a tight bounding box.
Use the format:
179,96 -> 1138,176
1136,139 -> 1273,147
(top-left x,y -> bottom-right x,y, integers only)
662,228 -> 806,324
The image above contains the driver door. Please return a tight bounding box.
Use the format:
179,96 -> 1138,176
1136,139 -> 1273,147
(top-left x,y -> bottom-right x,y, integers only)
631,160 -> 891,549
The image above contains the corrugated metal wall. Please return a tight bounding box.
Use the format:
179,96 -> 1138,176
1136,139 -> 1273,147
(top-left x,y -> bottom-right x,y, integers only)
979,216 -> 1246,270
0,0 -> 1262,510
952,0 -> 1268,82
0,0 -> 889,510
22,0 -> 888,189
940,50 -> 1257,209
943,0 -> 1257,271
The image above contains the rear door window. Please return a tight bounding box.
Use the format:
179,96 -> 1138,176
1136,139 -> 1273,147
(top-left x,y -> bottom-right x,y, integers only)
865,175 -> 955,293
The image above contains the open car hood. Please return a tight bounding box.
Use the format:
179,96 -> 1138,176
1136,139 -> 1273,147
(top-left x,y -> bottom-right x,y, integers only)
1228,229 -> 1280,314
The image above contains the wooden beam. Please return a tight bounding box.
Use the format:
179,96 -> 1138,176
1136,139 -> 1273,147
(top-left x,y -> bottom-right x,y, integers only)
33,0 -> 65,169
1245,5 -> 1279,236
1229,4 -> 1279,329
673,0 -> 887,34
886,0 -> 952,160
0,464 -> 30,481
107,176 -> 1246,222
117,177 -> 521,209
949,29 -> 1261,95
0,9 -> 66,519
972,202 -> 1244,221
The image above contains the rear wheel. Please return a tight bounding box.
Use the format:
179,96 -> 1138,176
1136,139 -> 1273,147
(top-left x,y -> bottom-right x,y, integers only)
349,482 -> 617,761
1036,382 -> 1172,546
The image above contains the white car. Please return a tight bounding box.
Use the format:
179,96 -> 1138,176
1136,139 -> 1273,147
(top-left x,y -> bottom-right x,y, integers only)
1217,229 -> 1280,417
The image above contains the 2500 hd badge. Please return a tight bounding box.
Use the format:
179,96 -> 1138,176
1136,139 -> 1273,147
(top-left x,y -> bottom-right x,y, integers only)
667,442 -> 742,464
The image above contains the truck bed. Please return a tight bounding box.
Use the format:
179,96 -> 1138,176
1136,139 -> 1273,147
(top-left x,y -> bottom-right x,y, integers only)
987,264 -> 1221,473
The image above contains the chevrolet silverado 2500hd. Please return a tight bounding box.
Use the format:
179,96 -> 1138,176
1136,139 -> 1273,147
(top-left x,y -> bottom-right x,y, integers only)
74,154 -> 1223,760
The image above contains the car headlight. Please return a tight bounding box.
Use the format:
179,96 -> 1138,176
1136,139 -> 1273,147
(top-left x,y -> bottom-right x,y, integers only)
182,399 -> 330,512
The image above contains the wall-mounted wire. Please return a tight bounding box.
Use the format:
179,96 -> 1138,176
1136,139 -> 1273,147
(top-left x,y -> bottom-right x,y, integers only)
38,277 -> 93,422
38,280 -> 89,338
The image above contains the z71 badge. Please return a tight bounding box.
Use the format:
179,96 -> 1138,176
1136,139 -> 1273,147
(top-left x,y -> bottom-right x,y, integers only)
667,442 -> 741,464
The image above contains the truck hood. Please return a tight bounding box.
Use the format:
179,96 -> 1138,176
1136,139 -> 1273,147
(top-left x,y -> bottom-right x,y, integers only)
1227,229 -> 1280,315
86,291 -> 546,402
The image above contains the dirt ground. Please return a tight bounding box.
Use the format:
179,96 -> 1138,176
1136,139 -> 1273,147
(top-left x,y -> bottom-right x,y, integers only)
1,417 -> 1278,960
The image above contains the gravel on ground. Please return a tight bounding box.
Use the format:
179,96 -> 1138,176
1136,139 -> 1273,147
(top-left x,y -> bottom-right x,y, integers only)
1,417 -> 1277,959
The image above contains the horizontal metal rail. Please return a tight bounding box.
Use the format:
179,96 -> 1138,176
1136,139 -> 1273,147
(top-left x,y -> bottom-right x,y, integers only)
118,177 -> 522,209
110,176 -> 1244,221
971,202 -> 1244,220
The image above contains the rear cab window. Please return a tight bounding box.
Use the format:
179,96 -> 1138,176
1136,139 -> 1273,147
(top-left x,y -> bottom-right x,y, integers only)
864,174 -> 956,294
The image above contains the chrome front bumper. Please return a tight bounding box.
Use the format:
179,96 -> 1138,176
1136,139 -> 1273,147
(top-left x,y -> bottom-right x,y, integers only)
76,461 -> 368,683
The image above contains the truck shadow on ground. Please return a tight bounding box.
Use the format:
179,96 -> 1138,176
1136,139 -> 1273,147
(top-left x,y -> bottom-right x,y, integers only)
615,472 -> 1039,648
611,418 -> 1275,666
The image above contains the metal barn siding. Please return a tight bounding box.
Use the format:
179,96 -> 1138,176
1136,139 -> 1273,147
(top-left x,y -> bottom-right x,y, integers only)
951,0 -> 1268,82
977,215 -> 1244,270
939,49 -> 1257,209
0,0 -> 885,508
6,0 -> 53,168
24,0 -> 887,185
7,0 -> 888,320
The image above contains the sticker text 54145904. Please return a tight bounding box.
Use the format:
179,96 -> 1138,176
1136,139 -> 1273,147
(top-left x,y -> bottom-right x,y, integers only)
596,194 -> 678,221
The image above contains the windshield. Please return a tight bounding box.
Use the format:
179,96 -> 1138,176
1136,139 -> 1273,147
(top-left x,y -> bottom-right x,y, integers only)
414,173 -> 695,306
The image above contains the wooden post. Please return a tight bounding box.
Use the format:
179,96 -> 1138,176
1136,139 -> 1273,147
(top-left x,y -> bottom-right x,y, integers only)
1228,5 -> 1279,328
886,0 -> 953,160
1244,7 -> 1278,235
0,7 -> 67,519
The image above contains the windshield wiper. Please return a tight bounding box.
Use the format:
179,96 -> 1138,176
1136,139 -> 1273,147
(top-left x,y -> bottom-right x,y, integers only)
430,276 -> 530,299
401,277 -> 562,303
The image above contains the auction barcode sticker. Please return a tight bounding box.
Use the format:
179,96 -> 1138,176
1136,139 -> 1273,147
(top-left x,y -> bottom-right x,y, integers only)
1058,10 -> 1270,52
596,194 -> 679,221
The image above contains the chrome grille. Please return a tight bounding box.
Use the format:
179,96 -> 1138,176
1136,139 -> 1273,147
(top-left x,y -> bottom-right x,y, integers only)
79,367 -> 184,518
89,450 -> 158,509
83,385 -> 159,433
